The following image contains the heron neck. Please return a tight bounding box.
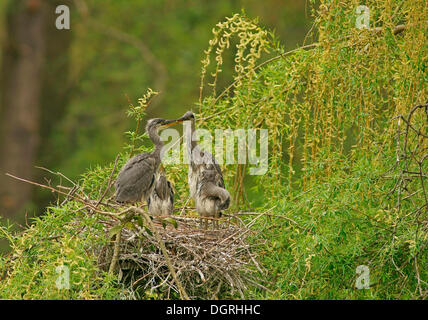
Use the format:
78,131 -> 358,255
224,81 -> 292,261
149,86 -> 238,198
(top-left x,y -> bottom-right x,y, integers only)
190,118 -> 197,149
149,128 -> 163,160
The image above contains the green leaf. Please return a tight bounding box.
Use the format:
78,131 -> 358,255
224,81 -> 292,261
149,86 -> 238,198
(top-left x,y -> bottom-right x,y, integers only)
108,224 -> 123,238
125,222 -> 136,231
136,216 -> 144,227
144,226 -> 153,236
164,217 -> 178,229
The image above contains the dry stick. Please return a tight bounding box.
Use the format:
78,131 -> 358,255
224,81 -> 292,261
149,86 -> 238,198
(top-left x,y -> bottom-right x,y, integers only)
179,196 -> 192,216
379,242 -> 428,289
6,173 -> 82,200
246,207 -> 276,230
390,104 -> 427,287
135,207 -> 190,300
234,211 -> 304,230
393,115 -> 428,139
96,154 -> 120,208
203,206 -> 276,259
5,173 -> 120,219
414,255 -> 423,297
35,166 -> 77,187
109,229 -> 122,275
60,185 -> 78,206
173,206 -> 195,213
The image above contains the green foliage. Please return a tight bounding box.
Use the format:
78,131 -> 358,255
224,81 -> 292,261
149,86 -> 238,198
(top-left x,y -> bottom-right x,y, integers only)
0,203 -> 126,299
247,153 -> 426,299
36,0 -> 309,187
0,1 -> 426,299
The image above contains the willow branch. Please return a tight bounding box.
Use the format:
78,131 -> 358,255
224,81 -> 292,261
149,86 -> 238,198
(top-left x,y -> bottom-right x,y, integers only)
209,24 -> 407,109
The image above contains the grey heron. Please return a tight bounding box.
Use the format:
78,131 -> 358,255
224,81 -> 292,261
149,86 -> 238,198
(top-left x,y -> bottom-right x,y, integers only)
176,111 -> 230,229
148,167 -> 174,216
114,117 -> 183,204
196,169 -> 230,229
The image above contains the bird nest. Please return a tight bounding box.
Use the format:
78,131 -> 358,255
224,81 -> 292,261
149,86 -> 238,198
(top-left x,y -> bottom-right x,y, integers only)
97,211 -> 265,299
6,159 -> 266,299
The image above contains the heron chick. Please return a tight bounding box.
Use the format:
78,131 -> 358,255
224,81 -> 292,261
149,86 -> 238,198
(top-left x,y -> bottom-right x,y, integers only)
148,167 -> 174,216
176,111 -> 230,229
115,117 -> 183,204
195,169 -> 230,229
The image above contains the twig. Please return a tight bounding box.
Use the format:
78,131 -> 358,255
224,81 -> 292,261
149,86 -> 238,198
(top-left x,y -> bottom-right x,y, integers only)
5,173 -> 120,219
35,166 -> 77,187
109,229 -> 122,275
234,211 -> 304,230
96,154 -> 120,207
138,209 -> 190,300
208,24 -> 407,110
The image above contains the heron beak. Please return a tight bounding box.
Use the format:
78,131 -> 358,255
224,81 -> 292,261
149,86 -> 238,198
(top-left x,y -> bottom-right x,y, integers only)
161,118 -> 186,128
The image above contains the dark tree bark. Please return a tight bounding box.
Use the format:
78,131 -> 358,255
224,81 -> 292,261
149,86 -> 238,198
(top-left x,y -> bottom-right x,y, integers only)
39,0 -> 72,145
0,0 -> 48,219
35,0 -> 73,210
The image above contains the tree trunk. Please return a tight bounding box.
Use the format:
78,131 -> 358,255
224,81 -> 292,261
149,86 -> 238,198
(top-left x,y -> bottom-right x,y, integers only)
0,0 -> 47,219
35,0 -> 72,211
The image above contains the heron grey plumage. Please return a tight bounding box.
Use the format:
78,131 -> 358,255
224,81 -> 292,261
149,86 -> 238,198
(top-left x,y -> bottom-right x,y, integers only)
196,169 -> 230,229
114,117 -> 183,204
176,111 -> 230,229
148,170 -> 174,216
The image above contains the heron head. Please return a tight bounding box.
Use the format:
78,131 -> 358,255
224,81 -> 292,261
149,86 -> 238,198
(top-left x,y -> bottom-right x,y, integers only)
176,111 -> 195,122
145,118 -> 167,132
146,115 -> 191,133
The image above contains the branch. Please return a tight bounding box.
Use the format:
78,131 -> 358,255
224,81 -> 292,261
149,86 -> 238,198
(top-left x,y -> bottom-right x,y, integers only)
5,173 -> 120,219
96,154 -> 120,207
209,24 -> 407,109
108,229 -> 122,274
138,208 -> 190,300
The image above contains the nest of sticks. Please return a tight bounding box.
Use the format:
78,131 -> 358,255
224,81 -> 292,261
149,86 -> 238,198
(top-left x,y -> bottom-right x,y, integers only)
97,210 -> 266,299
6,157 -> 267,299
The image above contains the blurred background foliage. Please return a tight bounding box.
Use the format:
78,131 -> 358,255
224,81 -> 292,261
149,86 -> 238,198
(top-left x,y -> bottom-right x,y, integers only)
0,0 -> 310,225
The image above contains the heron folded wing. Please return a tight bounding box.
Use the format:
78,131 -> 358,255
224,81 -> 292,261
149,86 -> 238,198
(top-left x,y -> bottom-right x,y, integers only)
154,176 -> 172,200
115,153 -> 157,202
168,181 -> 174,206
